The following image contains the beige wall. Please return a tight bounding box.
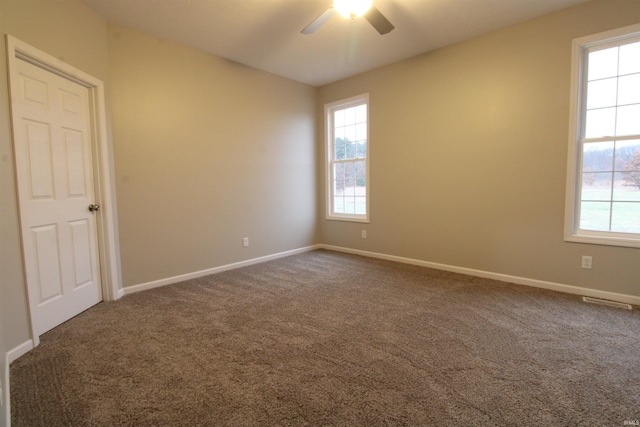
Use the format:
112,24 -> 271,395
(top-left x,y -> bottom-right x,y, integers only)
108,24 -> 318,287
318,0 -> 640,298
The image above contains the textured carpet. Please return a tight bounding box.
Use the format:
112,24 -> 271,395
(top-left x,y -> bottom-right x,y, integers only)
10,249 -> 640,426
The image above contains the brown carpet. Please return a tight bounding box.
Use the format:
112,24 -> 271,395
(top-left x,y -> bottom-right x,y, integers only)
10,249 -> 640,426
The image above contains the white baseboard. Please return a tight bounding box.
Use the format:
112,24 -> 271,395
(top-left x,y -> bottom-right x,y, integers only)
123,245 -> 322,295
4,339 -> 34,427
7,340 -> 34,365
123,242 -> 639,306
320,244 -> 640,307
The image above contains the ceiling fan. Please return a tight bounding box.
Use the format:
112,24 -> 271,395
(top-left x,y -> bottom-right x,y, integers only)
302,0 -> 395,35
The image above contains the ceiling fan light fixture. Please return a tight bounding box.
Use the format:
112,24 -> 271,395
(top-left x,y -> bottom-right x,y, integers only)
333,0 -> 373,19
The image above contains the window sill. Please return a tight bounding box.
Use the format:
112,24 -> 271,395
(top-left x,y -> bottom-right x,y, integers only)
565,233 -> 640,249
326,215 -> 370,224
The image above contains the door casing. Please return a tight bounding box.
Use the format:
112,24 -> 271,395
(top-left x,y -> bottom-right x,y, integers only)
6,35 -> 121,346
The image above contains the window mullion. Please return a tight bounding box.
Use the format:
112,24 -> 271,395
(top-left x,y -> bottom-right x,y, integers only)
582,134 -> 640,144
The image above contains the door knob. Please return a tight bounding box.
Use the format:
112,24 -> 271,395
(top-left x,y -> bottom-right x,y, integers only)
88,204 -> 100,212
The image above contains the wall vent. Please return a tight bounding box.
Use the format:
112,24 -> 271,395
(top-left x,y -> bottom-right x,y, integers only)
582,296 -> 632,310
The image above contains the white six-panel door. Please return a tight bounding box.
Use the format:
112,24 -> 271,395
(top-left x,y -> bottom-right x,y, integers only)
12,57 -> 102,336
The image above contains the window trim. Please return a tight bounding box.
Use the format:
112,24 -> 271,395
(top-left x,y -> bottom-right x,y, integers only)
564,23 -> 640,249
325,93 -> 370,223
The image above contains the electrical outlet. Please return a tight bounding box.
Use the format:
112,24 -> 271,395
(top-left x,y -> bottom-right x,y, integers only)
581,255 -> 592,269
242,237 -> 249,248
362,230 -> 367,239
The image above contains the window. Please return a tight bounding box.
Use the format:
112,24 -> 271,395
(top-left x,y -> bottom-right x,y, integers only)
326,94 -> 369,222
565,24 -> 640,248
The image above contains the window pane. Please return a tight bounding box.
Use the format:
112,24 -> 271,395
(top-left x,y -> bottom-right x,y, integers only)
344,196 -> 356,214
350,141 -> 359,159
616,104 -> 640,136
334,163 -> 344,191
588,47 -> 618,81
356,122 -> 367,143
344,107 -> 356,126
613,172 -> 640,201
619,41 -> 640,75
354,178 -> 367,214
616,140 -> 640,171
611,202 -> 640,233
582,172 -> 612,201
344,125 -> 356,146
333,179 -> 344,197
585,107 -> 616,138
618,73 -> 640,105
333,177 -> 343,193
335,126 -> 345,141
583,141 -> 614,172
355,160 -> 366,179
356,140 -> 367,158
344,180 -> 356,196
344,162 -> 355,180
587,78 -> 617,109
335,139 -> 346,160
580,201 -> 611,231
334,196 -> 345,213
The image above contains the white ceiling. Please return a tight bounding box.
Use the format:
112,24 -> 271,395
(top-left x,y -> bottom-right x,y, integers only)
82,0 -> 592,86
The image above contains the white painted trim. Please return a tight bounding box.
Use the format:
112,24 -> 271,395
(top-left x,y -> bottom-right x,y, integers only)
123,245 -> 322,295
325,93 -> 370,223
7,340 -> 34,364
573,22 -> 640,47
126,243 -> 639,305
4,340 -> 35,427
563,24 -> 640,249
320,245 -> 640,306
91,83 -> 122,302
3,351 -> 9,427
5,36 -> 122,346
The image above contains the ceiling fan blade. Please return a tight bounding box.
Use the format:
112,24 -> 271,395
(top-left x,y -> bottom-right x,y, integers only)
301,8 -> 336,34
364,7 -> 394,35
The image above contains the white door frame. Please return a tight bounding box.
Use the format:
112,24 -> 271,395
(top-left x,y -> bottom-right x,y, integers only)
6,35 -> 121,346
